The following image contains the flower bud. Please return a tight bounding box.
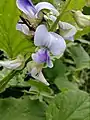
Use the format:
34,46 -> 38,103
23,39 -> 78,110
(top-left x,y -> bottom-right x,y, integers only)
71,10 -> 90,28
0,55 -> 24,70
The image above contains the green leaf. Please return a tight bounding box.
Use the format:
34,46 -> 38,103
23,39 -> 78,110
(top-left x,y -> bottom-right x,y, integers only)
0,70 -> 17,93
44,60 -> 66,81
28,79 -> 53,95
55,76 -> 78,91
0,0 -> 34,58
69,45 -> 90,70
66,0 -> 85,11
0,97 -> 46,120
61,0 -> 86,31
75,27 -> 90,39
46,90 -> 90,120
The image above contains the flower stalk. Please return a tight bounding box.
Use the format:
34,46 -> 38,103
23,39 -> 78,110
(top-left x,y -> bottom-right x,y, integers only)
50,0 -> 72,31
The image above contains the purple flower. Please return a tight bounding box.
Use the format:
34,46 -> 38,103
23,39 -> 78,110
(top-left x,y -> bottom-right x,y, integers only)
32,24 -> 66,68
16,0 -> 59,35
32,48 -> 53,68
34,24 -> 66,56
16,0 -> 59,18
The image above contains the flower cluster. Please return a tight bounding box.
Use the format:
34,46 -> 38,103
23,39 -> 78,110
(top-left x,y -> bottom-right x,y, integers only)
15,0 -> 77,85
0,0 -> 89,86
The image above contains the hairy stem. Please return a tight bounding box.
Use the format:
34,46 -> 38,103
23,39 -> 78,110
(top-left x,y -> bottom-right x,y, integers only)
50,0 -> 72,31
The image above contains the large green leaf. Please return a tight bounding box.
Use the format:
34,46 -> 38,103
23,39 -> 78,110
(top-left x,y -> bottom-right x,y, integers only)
0,0 -> 34,58
46,90 -> 90,120
55,76 -> 78,91
69,45 -> 90,70
0,97 -> 46,120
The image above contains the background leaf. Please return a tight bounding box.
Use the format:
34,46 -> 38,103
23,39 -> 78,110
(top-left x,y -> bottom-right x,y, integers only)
69,45 -> 90,70
0,96 -> 46,120
46,90 -> 90,120
55,76 -> 78,91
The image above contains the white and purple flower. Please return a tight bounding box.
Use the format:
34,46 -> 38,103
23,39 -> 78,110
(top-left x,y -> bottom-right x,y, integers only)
16,0 -> 59,35
32,24 -> 66,68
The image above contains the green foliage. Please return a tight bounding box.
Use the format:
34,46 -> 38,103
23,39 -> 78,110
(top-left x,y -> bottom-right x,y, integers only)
0,0 -> 34,58
0,96 -> 46,120
66,0 -> 85,10
44,60 -> 66,81
46,90 -> 90,120
0,0 -> 90,119
55,76 -> 78,91
60,0 -> 90,38
69,45 -> 90,70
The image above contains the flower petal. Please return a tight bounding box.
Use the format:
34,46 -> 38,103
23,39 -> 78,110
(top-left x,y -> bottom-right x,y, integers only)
16,0 -> 36,18
16,21 -> 30,35
35,2 -> 59,16
32,48 -> 48,64
47,58 -> 53,68
32,48 -> 53,68
59,21 -> 77,41
49,32 -> 66,56
48,15 -> 56,22
34,25 -> 50,47
30,67 -> 49,85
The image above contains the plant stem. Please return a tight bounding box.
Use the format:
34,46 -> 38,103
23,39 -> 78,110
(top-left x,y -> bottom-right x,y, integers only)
50,0 -> 72,31
0,70 -> 17,93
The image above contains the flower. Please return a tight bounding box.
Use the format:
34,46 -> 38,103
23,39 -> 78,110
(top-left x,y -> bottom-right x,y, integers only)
27,61 -> 49,85
30,67 -> 49,85
0,55 -> 24,70
32,24 -> 66,67
16,0 -> 59,18
16,0 -> 59,35
71,10 -> 90,28
49,15 -> 77,41
59,21 -> 77,41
